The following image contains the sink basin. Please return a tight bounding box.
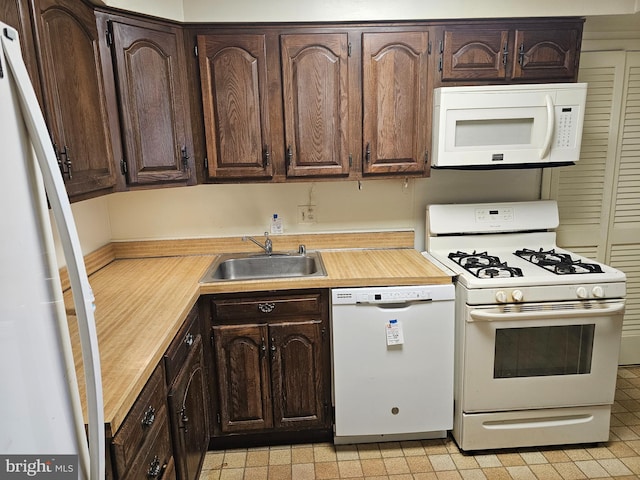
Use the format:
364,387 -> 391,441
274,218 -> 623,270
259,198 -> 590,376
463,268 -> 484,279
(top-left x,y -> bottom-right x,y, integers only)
200,251 -> 327,282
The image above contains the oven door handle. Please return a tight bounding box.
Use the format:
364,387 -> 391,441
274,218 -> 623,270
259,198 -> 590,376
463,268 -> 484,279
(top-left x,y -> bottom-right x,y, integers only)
468,302 -> 625,322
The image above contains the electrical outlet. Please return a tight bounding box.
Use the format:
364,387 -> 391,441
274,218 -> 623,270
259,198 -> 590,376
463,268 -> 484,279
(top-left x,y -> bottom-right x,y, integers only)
297,205 -> 317,224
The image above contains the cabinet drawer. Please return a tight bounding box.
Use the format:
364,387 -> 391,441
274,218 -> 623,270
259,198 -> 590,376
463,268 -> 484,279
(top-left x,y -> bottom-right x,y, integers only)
212,292 -> 323,322
121,414 -> 175,480
112,363 -> 167,475
165,305 -> 200,383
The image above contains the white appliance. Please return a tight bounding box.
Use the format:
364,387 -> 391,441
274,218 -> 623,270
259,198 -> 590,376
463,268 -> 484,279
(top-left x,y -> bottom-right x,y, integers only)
424,200 -> 626,451
432,83 -> 587,168
331,285 -> 455,444
0,24 -> 104,478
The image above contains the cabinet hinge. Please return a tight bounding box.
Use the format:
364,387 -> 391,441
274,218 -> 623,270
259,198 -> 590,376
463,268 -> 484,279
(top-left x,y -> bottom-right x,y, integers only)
106,21 -> 113,47
321,327 -> 326,341
204,157 -> 208,170
194,44 -> 198,57
348,154 -> 352,168
348,42 -> 352,57
428,41 -> 432,55
216,412 -> 221,425
438,56 -> 443,72
120,158 -> 128,175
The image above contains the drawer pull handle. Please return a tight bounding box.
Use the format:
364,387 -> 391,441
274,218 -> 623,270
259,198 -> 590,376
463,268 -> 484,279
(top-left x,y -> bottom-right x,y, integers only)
147,455 -> 163,478
258,302 -> 276,313
184,333 -> 194,347
141,406 -> 156,427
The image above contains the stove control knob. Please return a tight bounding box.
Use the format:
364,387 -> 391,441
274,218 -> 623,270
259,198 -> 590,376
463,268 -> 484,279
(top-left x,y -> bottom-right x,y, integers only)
512,290 -> 524,302
576,286 -> 588,299
592,286 -> 604,298
495,291 -> 508,303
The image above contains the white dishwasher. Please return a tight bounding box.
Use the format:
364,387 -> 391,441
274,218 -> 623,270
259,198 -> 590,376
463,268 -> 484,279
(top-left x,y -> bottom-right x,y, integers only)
331,284 -> 455,444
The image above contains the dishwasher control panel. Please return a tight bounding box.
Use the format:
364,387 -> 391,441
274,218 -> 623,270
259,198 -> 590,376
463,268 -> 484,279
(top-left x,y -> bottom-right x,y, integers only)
332,285 -> 454,305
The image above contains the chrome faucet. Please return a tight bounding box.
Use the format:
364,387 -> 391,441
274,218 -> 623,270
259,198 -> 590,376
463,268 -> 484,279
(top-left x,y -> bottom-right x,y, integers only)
242,232 -> 273,255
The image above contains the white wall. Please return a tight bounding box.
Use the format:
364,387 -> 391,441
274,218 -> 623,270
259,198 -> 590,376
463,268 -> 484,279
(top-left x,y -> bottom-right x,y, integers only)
94,0 -> 640,22
96,169 -> 540,252
180,0 -> 639,23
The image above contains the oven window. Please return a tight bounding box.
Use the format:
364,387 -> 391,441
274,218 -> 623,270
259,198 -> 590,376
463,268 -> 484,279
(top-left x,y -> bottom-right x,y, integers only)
494,324 -> 595,378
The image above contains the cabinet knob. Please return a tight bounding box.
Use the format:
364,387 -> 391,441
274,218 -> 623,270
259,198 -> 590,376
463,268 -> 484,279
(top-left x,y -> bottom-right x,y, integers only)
141,405 -> 156,427
184,332 -> 194,347
147,456 -> 163,478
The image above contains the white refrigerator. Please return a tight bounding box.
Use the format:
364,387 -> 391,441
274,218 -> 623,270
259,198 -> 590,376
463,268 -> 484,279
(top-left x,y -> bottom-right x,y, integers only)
0,23 -> 105,479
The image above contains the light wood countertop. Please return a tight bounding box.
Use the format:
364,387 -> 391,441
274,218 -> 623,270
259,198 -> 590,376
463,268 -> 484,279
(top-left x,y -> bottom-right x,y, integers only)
65,238 -> 452,436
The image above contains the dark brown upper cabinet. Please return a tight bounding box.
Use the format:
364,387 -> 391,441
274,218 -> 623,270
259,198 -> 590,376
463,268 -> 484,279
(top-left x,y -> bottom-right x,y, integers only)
3,0 -> 43,105
511,27 -> 581,81
197,34 -> 274,180
31,0 -> 120,199
441,28 -> 510,82
280,33 -> 351,178
104,17 -> 196,187
362,31 -> 431,176
437,19 -> 583,85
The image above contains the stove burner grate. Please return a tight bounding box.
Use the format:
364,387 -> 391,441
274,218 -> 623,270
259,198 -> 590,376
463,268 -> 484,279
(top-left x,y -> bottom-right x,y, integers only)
448,250 -> 524,278
514,248 -> 604,275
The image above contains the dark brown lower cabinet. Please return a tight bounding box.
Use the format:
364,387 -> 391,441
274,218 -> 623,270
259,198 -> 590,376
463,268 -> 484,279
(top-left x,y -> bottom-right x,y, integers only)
209,290 -> 332,443
111,364 -> 175,480
165,307 -> 209,480
167,336 -> 209,480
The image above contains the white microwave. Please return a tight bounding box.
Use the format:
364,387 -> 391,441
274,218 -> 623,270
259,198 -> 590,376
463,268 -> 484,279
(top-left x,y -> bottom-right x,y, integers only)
431,83 -> 587,169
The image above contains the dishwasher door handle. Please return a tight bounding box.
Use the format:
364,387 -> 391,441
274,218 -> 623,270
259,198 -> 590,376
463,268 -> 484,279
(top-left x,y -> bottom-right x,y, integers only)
355,299 -> 433,309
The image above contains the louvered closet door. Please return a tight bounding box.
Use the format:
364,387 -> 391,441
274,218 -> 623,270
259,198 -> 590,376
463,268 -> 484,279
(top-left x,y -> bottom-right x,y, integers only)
542,50 -> 640,364
609,52 -> 640,365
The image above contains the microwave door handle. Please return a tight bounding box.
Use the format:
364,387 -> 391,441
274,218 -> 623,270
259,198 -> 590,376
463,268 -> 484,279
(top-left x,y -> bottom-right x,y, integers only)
540,94 -> 555,159
468,302 -> 625,322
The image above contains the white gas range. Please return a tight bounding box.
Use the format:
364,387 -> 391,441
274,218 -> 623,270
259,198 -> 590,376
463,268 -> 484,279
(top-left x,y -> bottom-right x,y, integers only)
423,200 -> 626,451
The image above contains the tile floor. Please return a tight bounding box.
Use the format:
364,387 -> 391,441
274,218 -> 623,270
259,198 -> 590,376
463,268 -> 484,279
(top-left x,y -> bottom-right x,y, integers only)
198,366 -> 640,479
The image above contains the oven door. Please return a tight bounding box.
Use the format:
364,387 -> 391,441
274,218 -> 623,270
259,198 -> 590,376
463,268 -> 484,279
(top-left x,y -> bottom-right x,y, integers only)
462,299 -> 624,412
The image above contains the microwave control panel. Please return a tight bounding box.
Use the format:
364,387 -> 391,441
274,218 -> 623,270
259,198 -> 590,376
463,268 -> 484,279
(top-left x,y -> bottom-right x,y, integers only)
555,106 -> 579,149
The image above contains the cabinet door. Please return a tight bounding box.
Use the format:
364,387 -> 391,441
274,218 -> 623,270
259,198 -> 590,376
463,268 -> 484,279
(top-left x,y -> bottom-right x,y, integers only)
511,27 -> 580,81
280,33 -> 350,177
441,28 -> 509,81
362,31 -> 430,175
109,20 -> 195,186
168,336 -> 209,480
269,320 -> 328,430
2,0 -> 42,103
212,324 -> 272,433
31,0 -> 118,198
197,34 -> 273,179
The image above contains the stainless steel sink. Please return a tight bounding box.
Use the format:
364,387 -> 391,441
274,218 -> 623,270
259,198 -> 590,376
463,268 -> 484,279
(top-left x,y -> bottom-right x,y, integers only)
200,251 -> 327,282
